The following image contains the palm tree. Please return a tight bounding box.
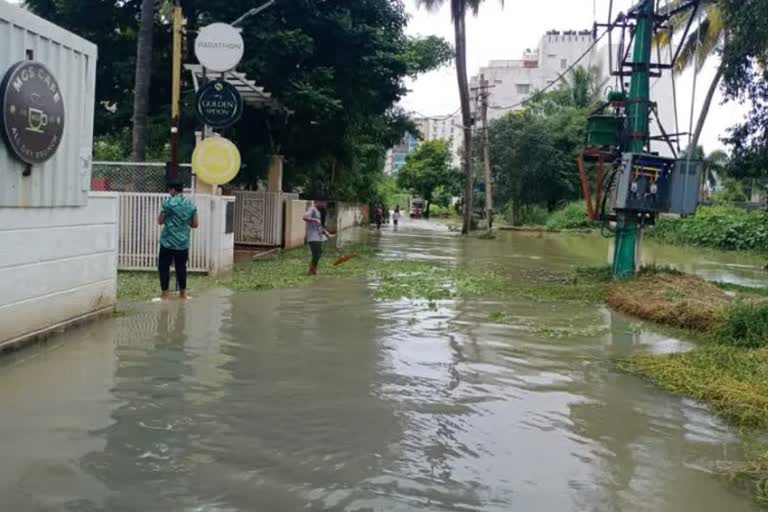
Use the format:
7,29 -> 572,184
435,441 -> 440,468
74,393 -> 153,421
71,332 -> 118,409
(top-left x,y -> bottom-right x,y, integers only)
130,0 -> 156,162
416,0 -> 504,234
659,0 -> 725,153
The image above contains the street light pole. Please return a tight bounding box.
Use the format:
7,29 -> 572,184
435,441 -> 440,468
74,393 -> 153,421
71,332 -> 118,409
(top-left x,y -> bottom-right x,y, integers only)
231,0 -> 275,27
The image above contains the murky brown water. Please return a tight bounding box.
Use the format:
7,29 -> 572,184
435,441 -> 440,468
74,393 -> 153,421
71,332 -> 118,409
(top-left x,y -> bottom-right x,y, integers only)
1,219 -> 765,511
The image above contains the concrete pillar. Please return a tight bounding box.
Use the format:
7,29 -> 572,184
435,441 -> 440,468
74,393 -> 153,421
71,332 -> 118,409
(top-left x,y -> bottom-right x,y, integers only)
267,155 -> 284,193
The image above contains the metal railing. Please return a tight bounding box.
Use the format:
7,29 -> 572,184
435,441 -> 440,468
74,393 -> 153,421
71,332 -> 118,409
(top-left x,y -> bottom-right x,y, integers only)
91,161 -> 193,193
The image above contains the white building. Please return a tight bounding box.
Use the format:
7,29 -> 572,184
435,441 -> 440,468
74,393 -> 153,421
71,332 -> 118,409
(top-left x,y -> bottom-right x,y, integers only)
471,30 -> 598,121
416,114 -> 463,168
469,29 -> 678,158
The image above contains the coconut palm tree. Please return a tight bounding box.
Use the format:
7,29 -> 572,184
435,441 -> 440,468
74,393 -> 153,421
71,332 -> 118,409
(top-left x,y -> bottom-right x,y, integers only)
416,0 -> 504,234
130,0 -> 156,161
659,0 -> 725,153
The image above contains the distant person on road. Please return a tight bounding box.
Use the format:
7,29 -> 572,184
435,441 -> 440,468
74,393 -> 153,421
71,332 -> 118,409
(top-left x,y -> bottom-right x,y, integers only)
303,198 -> 331,275
374,205 -> 383,229
393,205 -> 401,228
158,180 -> 199,300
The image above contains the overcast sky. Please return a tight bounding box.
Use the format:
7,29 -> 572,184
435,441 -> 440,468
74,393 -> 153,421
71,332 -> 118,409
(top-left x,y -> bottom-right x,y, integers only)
6,0 -> 744,152
402,0 -> 746,153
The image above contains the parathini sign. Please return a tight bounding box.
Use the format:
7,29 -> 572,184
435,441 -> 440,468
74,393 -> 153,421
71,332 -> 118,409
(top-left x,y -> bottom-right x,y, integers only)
0,61 -> 65,165
195,79 -> 243,129
195,23 -> 244,73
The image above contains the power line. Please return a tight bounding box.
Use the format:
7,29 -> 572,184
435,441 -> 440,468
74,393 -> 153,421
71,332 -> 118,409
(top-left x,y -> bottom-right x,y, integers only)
489,27 -> 609,112
408,106 -> 461,121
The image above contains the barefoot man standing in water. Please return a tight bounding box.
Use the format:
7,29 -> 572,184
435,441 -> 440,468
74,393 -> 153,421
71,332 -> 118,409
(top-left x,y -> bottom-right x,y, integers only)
158,180 -> 199,300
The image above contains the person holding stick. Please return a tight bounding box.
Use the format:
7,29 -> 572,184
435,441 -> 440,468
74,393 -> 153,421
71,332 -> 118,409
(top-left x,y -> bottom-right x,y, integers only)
303,197 -> 331,275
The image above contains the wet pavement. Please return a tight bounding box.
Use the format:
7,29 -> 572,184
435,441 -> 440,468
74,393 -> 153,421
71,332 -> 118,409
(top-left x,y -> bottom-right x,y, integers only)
0,219 -> 765,511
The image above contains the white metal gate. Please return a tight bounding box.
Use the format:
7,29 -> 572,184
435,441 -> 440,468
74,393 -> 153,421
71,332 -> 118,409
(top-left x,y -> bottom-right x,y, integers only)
118,193 -> 211,272
233,191 -> 293,246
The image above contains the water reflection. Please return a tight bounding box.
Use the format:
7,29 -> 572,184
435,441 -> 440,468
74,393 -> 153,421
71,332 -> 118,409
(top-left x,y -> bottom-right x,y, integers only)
0,220 -> 764,511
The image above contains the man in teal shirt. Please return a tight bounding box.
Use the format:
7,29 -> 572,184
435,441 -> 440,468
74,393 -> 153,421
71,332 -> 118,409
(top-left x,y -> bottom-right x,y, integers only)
158,180 -> 199,300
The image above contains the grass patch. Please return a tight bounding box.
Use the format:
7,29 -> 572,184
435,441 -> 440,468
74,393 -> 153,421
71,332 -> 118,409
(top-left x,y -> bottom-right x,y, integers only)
607,270 -> 729,330
118,244 -> 511,303
621,345 -> 768,429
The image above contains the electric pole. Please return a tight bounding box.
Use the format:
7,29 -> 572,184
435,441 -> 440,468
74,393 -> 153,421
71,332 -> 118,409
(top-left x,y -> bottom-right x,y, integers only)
613,0 -> 655,277
472,74 -> 494,230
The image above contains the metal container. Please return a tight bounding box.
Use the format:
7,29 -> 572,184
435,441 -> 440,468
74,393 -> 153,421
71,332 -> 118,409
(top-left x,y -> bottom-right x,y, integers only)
0,3 -> 97,207
586,115 -> 622,148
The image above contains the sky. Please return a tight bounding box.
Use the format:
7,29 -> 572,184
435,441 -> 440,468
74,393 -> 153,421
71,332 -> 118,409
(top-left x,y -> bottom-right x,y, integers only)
5,0 -> 745,152
402,0 -> 747,153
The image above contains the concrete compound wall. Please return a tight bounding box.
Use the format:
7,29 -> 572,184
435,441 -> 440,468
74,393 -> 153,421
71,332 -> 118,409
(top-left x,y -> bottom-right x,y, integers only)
0,192 -> 119,348
334,203 -> 368,232
284,199 -> 310,249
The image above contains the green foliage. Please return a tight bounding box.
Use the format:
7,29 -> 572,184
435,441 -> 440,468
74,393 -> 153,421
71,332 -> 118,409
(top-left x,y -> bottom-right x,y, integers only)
428,204 -> 457,218
545,202 -> 595,231
720,0 -> 768,176
27,0 -> 451,203
711,177 -> 748,202
648,206 -> 768,251
500,204 -> 548,226
487,66 -> 602,221
397,140 -> 462,210
715,302 -> 768,348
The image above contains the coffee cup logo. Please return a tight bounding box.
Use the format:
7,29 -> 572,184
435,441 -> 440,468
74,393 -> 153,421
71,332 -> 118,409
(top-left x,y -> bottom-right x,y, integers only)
27,108 -> 48,134
1,61 -> 65,165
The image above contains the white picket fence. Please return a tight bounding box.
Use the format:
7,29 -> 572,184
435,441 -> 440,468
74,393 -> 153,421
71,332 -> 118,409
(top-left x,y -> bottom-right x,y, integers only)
118,193 -> 211,272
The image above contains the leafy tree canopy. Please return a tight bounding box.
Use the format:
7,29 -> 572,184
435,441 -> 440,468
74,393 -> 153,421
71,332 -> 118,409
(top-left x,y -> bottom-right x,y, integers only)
719,0 -> 768,175
397,140 -> 462,212
24,0 -> 452,201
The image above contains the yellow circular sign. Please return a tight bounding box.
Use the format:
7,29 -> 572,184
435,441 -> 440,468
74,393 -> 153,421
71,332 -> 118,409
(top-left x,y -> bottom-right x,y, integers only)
192,137 -> 241,185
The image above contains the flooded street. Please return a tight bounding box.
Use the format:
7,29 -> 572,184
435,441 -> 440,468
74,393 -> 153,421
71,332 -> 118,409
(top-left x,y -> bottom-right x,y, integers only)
1,220 -> 765,511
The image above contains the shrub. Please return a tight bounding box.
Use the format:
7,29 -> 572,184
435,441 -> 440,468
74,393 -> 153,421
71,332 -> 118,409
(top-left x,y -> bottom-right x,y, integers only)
545,201 -> 595,231
648,206 -> 768,251
715,302 -> 768,348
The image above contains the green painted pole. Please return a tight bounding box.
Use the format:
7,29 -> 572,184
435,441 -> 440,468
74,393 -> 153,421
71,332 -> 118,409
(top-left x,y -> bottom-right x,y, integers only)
613,0 -> 655,278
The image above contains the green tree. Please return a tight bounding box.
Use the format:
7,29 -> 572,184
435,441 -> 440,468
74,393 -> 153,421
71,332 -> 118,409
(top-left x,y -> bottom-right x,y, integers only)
25,0 -> 451,203
397,140 -> 461,215
130,0 -> 156,161
486,67 -> 594,224
719,0 -> 768,176
416,0 -> 504,234
659,0 -> 725,152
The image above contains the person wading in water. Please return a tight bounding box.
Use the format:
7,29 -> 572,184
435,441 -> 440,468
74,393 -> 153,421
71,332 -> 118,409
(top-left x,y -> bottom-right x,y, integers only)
158,180 -> 199,300
303,197 -> 331,275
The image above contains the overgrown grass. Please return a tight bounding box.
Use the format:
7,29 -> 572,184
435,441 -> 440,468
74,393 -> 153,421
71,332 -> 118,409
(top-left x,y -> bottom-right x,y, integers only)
118,244 -> 514,303
545,201 -> 597,231
648,205 -> 768,252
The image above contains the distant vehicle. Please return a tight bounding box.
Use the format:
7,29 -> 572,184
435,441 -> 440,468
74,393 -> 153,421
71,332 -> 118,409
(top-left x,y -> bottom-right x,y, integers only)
410,198 -> 424,218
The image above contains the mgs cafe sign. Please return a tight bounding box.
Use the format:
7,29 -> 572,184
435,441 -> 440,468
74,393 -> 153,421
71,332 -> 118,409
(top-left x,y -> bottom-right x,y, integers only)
0,61 -> 65,165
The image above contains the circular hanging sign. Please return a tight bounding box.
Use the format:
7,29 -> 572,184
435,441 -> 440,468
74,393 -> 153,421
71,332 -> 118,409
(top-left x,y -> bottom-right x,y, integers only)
195,79 -> 243,129
0,61 -> 65,165
194,23 -> 244,73
192,136 -> 241,185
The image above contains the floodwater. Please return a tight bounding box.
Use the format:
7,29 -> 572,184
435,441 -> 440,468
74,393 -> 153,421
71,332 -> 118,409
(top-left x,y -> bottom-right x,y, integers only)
1,219 -> 766,511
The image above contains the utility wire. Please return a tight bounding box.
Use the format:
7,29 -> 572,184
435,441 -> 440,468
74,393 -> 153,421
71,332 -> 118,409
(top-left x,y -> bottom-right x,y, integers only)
490,27 -> 610,112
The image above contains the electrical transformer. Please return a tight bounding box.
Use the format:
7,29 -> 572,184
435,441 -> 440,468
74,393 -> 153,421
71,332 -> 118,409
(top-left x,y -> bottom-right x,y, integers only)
613,153 -> 701,216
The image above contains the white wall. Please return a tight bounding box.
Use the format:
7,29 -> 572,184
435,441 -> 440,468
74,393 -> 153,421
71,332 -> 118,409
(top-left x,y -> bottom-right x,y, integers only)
209,196 -> 235,276
0,192 -> 119,347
